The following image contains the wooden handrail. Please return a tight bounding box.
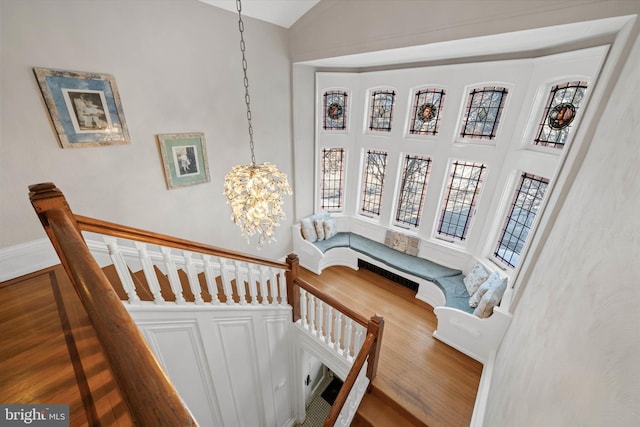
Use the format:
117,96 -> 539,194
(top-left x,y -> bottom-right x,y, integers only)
323,315 -> 384,427
75,214 -> 288,270
30,183 -> 197,426
293,276 -> 369,327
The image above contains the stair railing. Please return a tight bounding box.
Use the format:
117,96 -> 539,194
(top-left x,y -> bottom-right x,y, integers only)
78,216 -> 289,306
286,255 -> 385,427
29,182 -> 198,426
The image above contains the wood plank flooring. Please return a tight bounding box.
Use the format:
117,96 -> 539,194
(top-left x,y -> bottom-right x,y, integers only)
299,266 -> 483,427
0,266 -> 133,426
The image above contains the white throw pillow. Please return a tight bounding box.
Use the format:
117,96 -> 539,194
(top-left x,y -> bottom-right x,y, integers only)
323,217 -> 338,240
473,276 -> 508,318
463,262 -> 490,297
300,216 -> 317,242
469,271 -> 500,307
314,219 -> 326,240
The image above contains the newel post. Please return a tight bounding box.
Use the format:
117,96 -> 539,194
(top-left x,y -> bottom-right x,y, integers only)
29,182 -> 81,252
286,253 -> 301,322
366,314 -> 384,384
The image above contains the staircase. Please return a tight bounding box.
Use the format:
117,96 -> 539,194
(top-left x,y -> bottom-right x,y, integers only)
28,182 -> 386,427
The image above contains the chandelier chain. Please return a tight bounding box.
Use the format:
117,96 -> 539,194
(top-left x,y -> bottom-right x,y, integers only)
236,0 -> 256,167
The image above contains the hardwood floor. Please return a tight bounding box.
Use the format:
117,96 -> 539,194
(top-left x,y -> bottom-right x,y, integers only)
299,266 -> 483,427
0,266 -> 133,426
1,264 -> 481,426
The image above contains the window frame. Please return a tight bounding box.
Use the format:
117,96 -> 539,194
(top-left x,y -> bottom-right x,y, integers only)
493,172 -> 550,268
394,154 -> 432,228
436,160 -> 487,242
359,149 -> 388,218
319,147 -> 346,212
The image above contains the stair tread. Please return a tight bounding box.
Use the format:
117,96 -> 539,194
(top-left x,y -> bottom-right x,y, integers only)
356,389 -> 424,427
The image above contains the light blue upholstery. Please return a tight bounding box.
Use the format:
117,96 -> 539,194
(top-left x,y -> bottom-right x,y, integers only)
347,234 -> 461,282
312,232 -> 474,311
433,274 -> 475,313
313,232 -> 351,252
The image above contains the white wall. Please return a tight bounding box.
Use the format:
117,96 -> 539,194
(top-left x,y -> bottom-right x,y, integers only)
484,30 -> 640,427
0,0 -> 294,262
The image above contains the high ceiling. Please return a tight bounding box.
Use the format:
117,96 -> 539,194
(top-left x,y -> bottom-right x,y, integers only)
199,0 -> 320,28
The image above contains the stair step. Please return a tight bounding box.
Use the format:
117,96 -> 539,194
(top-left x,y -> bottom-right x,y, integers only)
354,386 -> 427,427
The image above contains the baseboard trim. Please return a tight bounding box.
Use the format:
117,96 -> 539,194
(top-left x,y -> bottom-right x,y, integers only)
0,238 -> 59,282
470,350 -> 496,427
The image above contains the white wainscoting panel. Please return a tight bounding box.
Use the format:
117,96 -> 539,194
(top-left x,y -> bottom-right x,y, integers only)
138,320 -> 222,427
129,306 -> 294,427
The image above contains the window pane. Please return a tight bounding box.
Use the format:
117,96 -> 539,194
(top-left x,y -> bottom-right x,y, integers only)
360,150 -> 388,216
494,173 -> 549,267
438,161 -> 487,240
323,90 -> 348,130
534,81 -> 588,149
395,155 -> 431,227
460,87 -> 508,140
409,89 -> 445,135
320,148 -> 345,211
368,90 -> 395,132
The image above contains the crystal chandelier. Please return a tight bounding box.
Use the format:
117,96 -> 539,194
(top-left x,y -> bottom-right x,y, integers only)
223,0 -> 292,247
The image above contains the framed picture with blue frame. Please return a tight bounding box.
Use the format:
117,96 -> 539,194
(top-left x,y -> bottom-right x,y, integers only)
33,67 -> 130,148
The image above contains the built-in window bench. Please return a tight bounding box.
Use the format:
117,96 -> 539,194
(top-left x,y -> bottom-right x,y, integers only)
292,223 -> 512,364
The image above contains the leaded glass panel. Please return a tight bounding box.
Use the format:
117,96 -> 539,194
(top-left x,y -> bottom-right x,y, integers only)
368,90 -> 395,132
460,87 -> 508,140
494,173 -> 549,267
360,150 -> 388,217
409,89 -> 445,135
437,161 -> 487,240
320,148 -> 345,211
323,90 -> 348,130
534,81 -> 588,149
395,155 -> 431,227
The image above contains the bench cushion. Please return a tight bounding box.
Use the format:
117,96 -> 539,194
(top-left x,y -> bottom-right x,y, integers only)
433,274 -> 475,314
348,234 -> 461,282
313,232 -> 351,252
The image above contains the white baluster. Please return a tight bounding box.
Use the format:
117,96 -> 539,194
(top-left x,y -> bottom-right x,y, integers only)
134,242 -> 164,304
247,265 -> 259,305
267,269 -> 277,305
160,247 -> 186,304
308,294 -> 316,334
300,288 -> 308,327
183,251 -> 204,305
233,261 -> 248,305
202,255 -> 221,305
353,326 -> 365,355
334,312 -> 343,352
316,299 -> 324,340
259,266 -> 270,305
343,318 -> 353,360
325,305 -> 333,344
104,236 -> 140,304
277,269 -> 287,304
219,258 -> 235,305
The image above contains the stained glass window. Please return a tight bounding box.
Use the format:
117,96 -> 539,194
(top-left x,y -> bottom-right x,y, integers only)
437,161 -> 487,240
534,81 -> 588,149
368,90 -> 395,132
360,150 -> 388,217
323,90 -> 348,130
494,173 -> 549,267
409,89 -> 445,135
320,148 -> 345,211
460,87 -> 508,140
395,155 -> 431,227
